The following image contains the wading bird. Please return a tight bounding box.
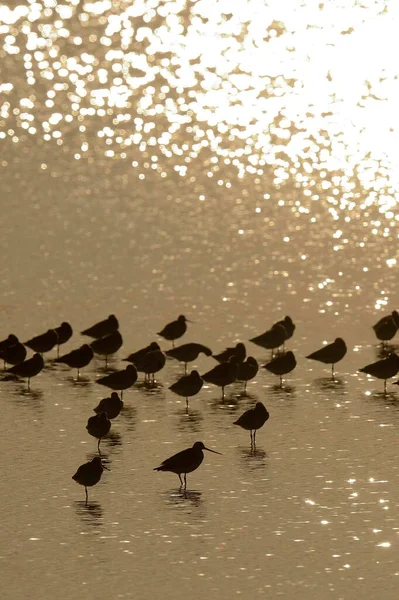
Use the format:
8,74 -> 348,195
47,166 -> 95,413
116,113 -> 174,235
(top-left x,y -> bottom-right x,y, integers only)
5,353 -> 44,389
166,343 -> 212,373
263,351 -> 297,386
86,412 -> 111,454
169,370 -> 203,408
54,344 -> 93,379
93,392 -> 123,419
213,342 -> 246,364
24,329 -> 58,355
81,314 -> 119,339
72,456 -> 109,503
202,356 -> 238,399
90,330 -> 123,367
359,353 -> 399,394
306,338 -> 347,378
96,364 -> 137,398
157,315 -> 192,347
234,402 -> 269,447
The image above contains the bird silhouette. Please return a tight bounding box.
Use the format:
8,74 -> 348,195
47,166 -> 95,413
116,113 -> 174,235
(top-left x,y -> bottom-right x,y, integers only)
81,314 -> 119,339
274,316 -> 295,341
96,364 -> 137,397
0,341 -> 26,368
306,338 -> 347,378
136,349 -> 166,384
0,334 -> 19,353
234,402 -> 269,446
123,342 -> 160,366
236,356 -> 258,392
24,329 -> 58,354
54,322 -> 73,357
250,324 -> 286,356
154,441 -> 221,489
5,353 -> 44,389
372,311 -> 399,344
263,351 -> 297,386
54,344 -> 94,379
169,370 -> 203,408
202,356 -> 238,399
86,412 -> 111,454
359,353 -> 399,393
213,342 -> 246,364
157,315 -> 191,347
94,392 -> 123,419
166,343 -> 212,373
72,456 -> 109,503
90,331 -> 123,367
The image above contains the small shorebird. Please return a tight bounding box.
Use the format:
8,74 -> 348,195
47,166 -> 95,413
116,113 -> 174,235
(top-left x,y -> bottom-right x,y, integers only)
250,324 -> 287,356
90,330 -> 123,366
236,356 -> 258,392
306,338 -> 347,378
274,316 -> 295,341
234,402 -> 269,446
24,329 -> 58,354
136,349 -> 166,383
169,370 -> 203,407
123,342 -> 160,366
359,352 -> 399,393
0,334 -> 19,353
166,343 -> 212,373
72,456 -> 109,503
202,356 -> 238,399
157,315 -> 192,347
6,353 -> 44,389
55,344 -> 94,379
54,322 -> 73,357
373,311 -> 399,344
96,364 -> 137,397
81,314 -> 119,339
94,392 -> 123,419
263,351 -> 297,386
0,341 -> 26,368
213,342 -> 246,364
154,441 -> 222,489
86,412 -> 111,454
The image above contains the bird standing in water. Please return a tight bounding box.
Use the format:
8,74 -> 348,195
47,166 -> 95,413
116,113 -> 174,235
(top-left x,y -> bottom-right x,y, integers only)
250,324 -> 287,357
234,402 -> 270,447
236,356 -> 258,392
0,341 -> 26,369
306,338 -> 347,378
54,322 -> 73,357
263,351 -> 297,386
86,412 -> 111,454
93,392 -> 123,419
213,342 -> 246,364
154,441 -> 222,490
166,343 -> 212,373
90,330 -> 123,367
55,344 -> 94,380
169,370 -> 204,408
202,356 -> 238,399
72,456 -> 109,503
124,342 -> 160,366
372,311 -> 399,345
359,353 -> 399,394
96,364 -> 137,398
5,353 -> 44,389
81,315 -> 119,339
24,329 -> 58,355
157,315 -> 192,347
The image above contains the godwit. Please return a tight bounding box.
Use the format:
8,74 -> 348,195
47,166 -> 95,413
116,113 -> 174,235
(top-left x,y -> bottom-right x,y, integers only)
154,441 -> 221,489
263,351 -> 297,386
81,314 -> 119,339
123,342 -> 160,366
96,364 -> 137,398
90,330 -> 123,367
157,315 -> 192,347
250,324 -> 286,356
0,341 -> 26,369
0,334 -> 18,353
94,392 -> 123,419
72,456 -> 109,503
136,349 -> 166,383
169,370 -> 203,407
54,344 -> 94,380
5,353 -> 44,389
86,412 -> 111,454
54,322 -> 73,357
306,338 -> 347,378
372,311 -> 399,344
213,342 -> 246,364
359,352 -> 399,394
236,356 -> 258,392
202,356 -> 238,399
166,343 -> 212,373
234,402 -> 269,446
24,329 -> 58,354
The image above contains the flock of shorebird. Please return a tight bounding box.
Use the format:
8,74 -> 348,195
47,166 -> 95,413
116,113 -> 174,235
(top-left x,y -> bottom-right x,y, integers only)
1,309 -> 399,502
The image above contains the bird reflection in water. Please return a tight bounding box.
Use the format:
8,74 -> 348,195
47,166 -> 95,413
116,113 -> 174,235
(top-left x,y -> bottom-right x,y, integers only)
314,377 -> 346,392
376,343 -> 399,360
240,447 -> 268,470
367,390 -> 398,407
270,384 -> 296,397
104,430 -> 122,449
136,380 -> 165,397
13,385 -> 44,407
67,375 -> 92,388
74,500 -> 103,526
163,489 -> 203,509
176,408 -> 203,433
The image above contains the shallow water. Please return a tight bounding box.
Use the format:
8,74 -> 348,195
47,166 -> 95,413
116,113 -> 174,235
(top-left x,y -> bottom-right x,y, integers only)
1,1 -> 399,599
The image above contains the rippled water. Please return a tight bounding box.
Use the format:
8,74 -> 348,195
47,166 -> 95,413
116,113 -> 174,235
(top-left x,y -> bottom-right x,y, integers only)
1,1 -> 399,599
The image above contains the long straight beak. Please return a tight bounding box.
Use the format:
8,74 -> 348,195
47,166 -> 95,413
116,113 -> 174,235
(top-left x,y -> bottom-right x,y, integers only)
102,464 -> 111,471
186,319 -> 195,323
204,447 -> 222,455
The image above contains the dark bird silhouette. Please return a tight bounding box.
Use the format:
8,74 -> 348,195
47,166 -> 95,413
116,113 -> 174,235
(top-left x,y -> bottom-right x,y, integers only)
123,342 -> 160,366
234,402 -> 269,446
154,441 -> 222,489
136,349 -> 166,383
24,329 -> 58,354
86,412 -> 111,454
372,311 -> 399,344
169,370 -> 203,407
213,342 -> 246,364
263,351 -> 297,386
72,456 -> 109,503
275,315 -> 295,341
54,344 -> 94,380
0,334 -> 19,353
157,315 -> 191,347
96,364 -> 137,397
94,392 -> 123,419
306,338 -> 347,378
166,343 -> 212,373
236,356 -> 258,391
81,314 -> 119,339
0,341 -> 26,368
6,353 -> 44,389
359,352 -> 399,393
54,322 -> 73,356
250,324 -> 286,356
202,356 -> 238,399
90,330 -> 123,367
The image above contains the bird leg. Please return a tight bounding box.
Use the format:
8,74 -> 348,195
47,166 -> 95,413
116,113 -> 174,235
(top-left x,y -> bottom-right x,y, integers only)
222,386 -> 225,400
384,379 -> 387,395
250,430 -> 253,447
77,368 -> 80,381
98,438 -> 102,456
85,487 -> 88,504
178,473 -> 183,488
183,473 -> 187,490
27,377 -> 31,391
279,375 -> 283,388
120,390 -> 124,400
172,341 -> 175,349
331,364 -> 335,380
184,363 -> 187,375
244,381 -> 247,393
105,355 -> 108,369
253,430 -> 257,448
57,345 -> 60,359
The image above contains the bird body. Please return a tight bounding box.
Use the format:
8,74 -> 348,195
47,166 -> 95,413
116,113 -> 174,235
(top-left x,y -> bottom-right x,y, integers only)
96,364 -> 137,396
236,356 -> 258,391
72,456 -> 107,503
154,441 -> 221,489
54,322 -> 73,346
54,344 -> 93,378
169,370 -> 203,406
81,314 -> 119,339
90,330 -> 123,364
359,353 -> 399,392
0,341 -> 27,367
275,316 -> 295,341
202,356 -> 238,398
372,311 -> 399,342
234,402 -> 269,446
213,342 -> 246,364
94,392 -> 123,419
166,343 -> 212,371
137,349 -> 166,382
157,315 -> 190,346
0,334 -> 19,353
6,353 -> 44,388
306,338 -> 347,377
86,412 -> 111,453
250,324 -> 286,352
264,351 -> 297,385
24,329 -> 58,354
124,342 -> 160,366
